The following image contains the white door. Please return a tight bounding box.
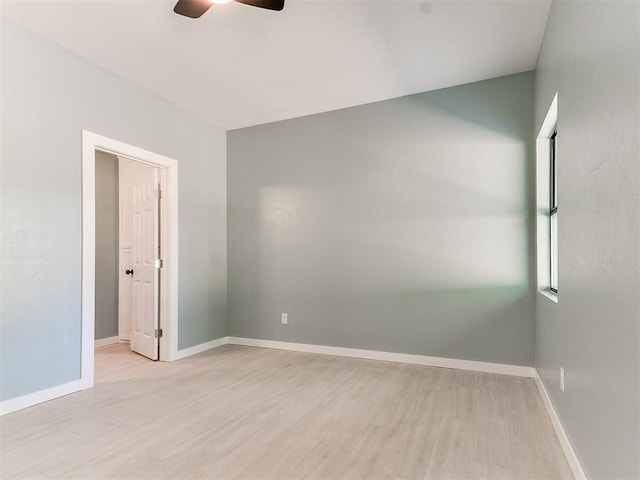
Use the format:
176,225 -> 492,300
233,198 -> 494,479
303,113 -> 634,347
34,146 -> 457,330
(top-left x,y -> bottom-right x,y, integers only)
128,160 -> 160,360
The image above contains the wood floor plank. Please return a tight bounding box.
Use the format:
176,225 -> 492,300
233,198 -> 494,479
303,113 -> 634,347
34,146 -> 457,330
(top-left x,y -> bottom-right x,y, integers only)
1,344 -> 573,479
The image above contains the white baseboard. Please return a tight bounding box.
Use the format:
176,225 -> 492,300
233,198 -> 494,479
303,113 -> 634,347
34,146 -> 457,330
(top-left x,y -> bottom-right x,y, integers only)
2,337 -> 230,415
227,337 -> 537,378
0,335 -> 538,418
534,371 -> 587,480
173,336 -> 230,360
94,336 -> 120,348
0,379 -> 86,416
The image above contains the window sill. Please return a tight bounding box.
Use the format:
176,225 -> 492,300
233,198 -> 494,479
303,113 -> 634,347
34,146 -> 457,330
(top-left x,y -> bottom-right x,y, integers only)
538,289 -> 558,303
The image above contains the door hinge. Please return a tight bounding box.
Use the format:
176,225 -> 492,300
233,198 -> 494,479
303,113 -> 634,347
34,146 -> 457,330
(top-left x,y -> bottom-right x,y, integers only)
155,259 -> 163,269
155,328 -> 163,338
154,188 -> 161,199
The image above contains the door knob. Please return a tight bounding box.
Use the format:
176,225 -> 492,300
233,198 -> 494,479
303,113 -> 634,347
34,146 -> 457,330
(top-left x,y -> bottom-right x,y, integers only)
125,269 -> 134,276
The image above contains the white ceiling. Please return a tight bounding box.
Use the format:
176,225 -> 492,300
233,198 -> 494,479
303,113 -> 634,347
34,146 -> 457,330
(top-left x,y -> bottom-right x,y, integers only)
1,0 -> 551,130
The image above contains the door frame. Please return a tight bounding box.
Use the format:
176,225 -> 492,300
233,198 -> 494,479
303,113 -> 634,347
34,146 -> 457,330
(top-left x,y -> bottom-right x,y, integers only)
81,130 -> 179,389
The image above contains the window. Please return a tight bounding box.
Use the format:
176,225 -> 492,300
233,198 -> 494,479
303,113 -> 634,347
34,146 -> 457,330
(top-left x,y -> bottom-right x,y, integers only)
549,130 -> 558,293
536,93 -> 558,300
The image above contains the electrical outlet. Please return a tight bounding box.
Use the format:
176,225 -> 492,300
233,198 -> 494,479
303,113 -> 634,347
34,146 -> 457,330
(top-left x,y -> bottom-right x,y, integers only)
281,313 -> 288,325
560,367 -> 565,394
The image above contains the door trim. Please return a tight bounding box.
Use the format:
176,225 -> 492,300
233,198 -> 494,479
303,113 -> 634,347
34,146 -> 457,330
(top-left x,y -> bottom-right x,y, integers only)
81,130 -> 179,389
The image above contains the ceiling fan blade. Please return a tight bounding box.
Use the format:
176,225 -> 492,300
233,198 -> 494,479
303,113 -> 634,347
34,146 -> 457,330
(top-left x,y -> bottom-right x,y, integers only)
174,0 -> 214,18
233,0 -> 285,11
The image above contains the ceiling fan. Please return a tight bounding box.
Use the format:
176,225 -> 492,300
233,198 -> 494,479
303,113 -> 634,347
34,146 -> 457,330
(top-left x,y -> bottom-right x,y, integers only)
174,0 -> 285,18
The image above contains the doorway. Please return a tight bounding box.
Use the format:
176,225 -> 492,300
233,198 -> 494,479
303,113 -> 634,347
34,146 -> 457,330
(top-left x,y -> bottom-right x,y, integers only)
81,131 -> 179,391
95,153 -> 163,360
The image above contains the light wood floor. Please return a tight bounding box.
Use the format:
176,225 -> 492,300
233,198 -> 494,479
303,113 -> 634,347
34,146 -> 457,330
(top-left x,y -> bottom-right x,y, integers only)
1,343 -> 572,480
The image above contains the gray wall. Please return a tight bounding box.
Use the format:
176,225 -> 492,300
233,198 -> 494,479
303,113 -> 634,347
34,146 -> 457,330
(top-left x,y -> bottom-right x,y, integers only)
0,19 -> 227,402
94,151 -> 119,340
228,72 -> 536,366
534,1 -> 640,478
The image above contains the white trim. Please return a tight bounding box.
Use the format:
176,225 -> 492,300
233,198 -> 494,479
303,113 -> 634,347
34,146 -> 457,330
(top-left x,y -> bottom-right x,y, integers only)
227,337 -> 537,378
82,130 -> 180,396
81,133 -> 96,391
538,289 -> 559,303
173,336 -> 230,360
538,92 -> 558,139
95,336 -> 120,348
534,371 -> 587,480
0,380 -> 86,416
157,336 -> 537,377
